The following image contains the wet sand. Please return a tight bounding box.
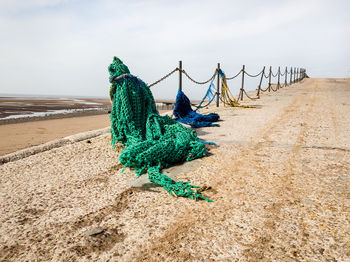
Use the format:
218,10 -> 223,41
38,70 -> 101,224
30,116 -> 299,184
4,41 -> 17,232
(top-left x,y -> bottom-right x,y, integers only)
0,97 -> 174,124
0,110 -> 170,156
0,97 -> 111,123
0,114 -> 110,156
0,96 -> 172,156
0,79 -> 349,261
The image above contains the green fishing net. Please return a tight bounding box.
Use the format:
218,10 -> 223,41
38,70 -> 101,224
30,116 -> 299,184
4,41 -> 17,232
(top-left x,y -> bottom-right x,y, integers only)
108,56 -> 211,201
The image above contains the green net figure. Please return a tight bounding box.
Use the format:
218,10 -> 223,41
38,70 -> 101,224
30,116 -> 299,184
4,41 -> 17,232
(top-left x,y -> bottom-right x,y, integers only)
108,56 -> 211,201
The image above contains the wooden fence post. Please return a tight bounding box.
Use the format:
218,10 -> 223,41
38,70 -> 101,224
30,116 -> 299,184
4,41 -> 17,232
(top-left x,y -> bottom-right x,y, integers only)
295,68 -> 299,83
290,66 -> 293,85
297,68 -> 300,82
240,65 -> 245,101
179,60 -> 182,91
216,63 -> 220,107
277,66 -> 281,89
268,66 -> 272,92
257,66 -> 265,98
284,66 -> 287,86
302,69 -> 304,80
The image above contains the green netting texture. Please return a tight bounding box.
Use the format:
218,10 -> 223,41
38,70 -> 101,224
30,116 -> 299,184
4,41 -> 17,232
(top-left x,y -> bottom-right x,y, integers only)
108,56 -> 211,201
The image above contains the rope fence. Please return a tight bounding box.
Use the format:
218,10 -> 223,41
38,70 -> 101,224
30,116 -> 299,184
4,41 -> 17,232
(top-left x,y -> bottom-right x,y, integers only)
148,60 -> 307,107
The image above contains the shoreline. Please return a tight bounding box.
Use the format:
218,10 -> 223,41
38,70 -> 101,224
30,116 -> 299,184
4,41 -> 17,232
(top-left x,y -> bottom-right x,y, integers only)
1,79 -> 349,261
0,97 -> 176,125
0,109 -> 109,125
0,114 -> 110,157
0,109 -> 170,157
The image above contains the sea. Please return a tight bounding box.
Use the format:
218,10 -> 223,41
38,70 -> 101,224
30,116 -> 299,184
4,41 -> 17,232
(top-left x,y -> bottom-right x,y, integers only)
0,94 -> 174,123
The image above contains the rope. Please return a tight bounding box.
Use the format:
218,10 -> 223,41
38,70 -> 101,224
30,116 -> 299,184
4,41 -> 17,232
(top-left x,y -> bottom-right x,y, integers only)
194,93 -> 217,109
260,86 -> 270,92
244,70 -> 263,78
243,89 -> 258,100
218,70 -> 254,108
194,76 -> 218,110
270,84 -> 278,92
271,71 -> 278,77
226,69 -> 242,80
181,69 -> 217,85
148,68 -> 178,88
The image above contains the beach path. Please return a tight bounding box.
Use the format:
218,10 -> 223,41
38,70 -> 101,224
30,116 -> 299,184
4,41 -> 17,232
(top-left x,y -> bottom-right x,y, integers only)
0,78 -> 349,261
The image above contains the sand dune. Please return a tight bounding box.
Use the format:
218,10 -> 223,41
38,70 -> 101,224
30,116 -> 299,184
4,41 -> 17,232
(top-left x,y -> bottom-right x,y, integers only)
0,79 -> 349,261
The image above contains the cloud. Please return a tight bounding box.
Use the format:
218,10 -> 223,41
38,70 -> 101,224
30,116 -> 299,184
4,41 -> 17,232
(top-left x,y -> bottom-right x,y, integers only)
0,0 -> 349,98
0,0 -> 73,10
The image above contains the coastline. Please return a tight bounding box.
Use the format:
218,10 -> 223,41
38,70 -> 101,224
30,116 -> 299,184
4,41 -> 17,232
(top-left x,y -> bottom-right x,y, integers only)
0,114 -> 110,156
0,109 -> 170,156
0,109 -> 109,125
1,79 -> 349,261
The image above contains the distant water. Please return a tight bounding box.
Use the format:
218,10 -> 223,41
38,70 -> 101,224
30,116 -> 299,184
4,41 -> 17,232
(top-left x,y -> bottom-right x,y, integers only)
0,93 -> 109,99
0,96 -> 111,122
0,96 -> 175,123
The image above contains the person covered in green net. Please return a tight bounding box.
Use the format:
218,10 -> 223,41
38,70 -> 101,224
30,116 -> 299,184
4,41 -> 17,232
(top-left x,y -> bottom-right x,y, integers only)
108,56 -> 211,201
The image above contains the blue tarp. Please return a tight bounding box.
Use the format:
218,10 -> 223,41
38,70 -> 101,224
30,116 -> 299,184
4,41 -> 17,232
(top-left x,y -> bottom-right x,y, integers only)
173,89 -> 220,128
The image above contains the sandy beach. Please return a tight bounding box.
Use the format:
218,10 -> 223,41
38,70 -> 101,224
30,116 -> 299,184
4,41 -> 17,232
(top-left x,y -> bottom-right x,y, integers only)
0,97 -> 112,123
0,103 -> 170,156
0,114 -> 110,156
0,78 -> 349,261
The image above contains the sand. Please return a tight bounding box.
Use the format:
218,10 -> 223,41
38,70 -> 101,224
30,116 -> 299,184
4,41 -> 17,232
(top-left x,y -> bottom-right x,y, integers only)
0,110 -> 170,156
0,78 -> 349,261
0,97 -> 111,124
0,114 -> 110,156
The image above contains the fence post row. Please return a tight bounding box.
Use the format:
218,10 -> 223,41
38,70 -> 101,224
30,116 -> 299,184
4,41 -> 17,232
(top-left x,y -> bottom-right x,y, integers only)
170,61 -> 305,107
216,63 -> 220,107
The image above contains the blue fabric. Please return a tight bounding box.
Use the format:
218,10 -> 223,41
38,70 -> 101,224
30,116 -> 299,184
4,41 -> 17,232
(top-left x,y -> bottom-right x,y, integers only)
173,89 -> 220,128
194,81 -> 217,111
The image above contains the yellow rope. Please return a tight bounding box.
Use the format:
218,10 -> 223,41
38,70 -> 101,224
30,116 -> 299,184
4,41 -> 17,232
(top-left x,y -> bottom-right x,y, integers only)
220,75 -> 254,108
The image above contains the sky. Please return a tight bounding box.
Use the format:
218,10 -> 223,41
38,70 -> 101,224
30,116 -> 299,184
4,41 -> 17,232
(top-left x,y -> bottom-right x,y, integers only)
0,0 -> 349,99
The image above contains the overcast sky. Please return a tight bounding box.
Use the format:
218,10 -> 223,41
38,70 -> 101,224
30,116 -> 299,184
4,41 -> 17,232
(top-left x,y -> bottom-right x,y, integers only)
0,0 -> 349,99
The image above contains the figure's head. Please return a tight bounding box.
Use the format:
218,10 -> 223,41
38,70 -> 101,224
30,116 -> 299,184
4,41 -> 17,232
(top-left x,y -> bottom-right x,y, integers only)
108,56 -> 130,77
